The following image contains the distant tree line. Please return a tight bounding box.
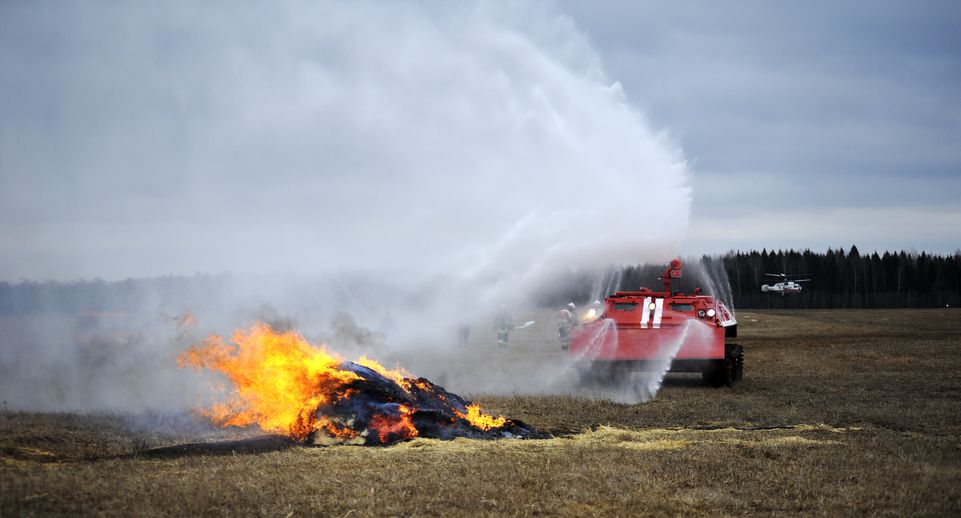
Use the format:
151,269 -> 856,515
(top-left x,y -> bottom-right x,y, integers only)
2,247 -> 959,315
537,246 -> 961,310
0,275 -> 232,316
703,246 -> 961,309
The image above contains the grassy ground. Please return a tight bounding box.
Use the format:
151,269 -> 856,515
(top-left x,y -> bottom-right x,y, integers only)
2,309 -> 961,516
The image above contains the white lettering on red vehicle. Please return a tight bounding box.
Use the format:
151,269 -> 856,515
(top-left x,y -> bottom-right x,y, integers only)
652,298 -> 664,329
639,297 -> 651,327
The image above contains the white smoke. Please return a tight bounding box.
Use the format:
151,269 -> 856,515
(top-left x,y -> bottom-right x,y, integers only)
0,1 -> 692,410
1,1 -> 689,283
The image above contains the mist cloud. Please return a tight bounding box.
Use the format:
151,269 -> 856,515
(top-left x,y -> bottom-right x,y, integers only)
0,1 -> 697,411
0,1 -> 690,283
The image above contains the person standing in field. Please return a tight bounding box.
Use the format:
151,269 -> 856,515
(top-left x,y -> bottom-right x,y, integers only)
457,323 -> 471,347
493,306 -> 512,348
558,302 -> 577,350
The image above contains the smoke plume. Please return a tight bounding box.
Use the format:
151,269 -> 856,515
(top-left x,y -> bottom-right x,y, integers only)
0,1 -> 692,410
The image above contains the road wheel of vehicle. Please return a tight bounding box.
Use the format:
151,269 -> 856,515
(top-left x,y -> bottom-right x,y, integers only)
704,349 -> 735,387
731,344 -> 744,381
702,364 -> 721,386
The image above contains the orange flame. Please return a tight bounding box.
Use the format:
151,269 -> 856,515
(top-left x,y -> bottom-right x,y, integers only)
357,356 -> 437,396
177,323 -> 359,440
356,356 -> 411,386
369,405 -> 419,443
178,322 -> 510,444
457,403 -> 508,431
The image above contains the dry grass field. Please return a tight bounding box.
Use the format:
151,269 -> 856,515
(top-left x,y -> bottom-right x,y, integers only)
3,309 -> 961,516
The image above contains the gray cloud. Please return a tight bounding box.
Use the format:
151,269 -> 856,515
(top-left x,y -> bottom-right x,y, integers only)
558,0 -> 961,253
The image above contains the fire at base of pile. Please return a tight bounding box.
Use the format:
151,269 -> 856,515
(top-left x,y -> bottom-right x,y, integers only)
178,323 -> 541,446
310,363 -> 540,445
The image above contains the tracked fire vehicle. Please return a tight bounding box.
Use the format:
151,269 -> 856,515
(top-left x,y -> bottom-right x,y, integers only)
569,259 -> 742,386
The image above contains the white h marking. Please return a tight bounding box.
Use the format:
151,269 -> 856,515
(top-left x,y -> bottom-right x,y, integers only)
639,297 -> 651,327
652,298 -> 664,328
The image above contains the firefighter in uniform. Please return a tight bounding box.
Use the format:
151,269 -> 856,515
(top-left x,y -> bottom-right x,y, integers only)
457,323 -> 471,347
558,302 -> 577,350
493,306 -> 512,347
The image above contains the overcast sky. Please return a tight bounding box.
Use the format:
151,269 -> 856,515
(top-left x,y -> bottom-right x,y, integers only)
559,1 -> 961,255
1,1 -> 959,281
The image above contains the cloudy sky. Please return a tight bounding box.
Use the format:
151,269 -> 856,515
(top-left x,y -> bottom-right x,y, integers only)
1,1 -> 959,281
559,1 -> 961,255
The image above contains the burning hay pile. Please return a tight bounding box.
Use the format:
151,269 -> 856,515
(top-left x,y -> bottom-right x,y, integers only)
178,323 -> 540,445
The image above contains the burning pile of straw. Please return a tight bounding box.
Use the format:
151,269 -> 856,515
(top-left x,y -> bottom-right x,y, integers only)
178,323 -> 541,445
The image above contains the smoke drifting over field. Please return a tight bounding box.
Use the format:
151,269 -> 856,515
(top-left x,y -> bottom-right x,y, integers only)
0,1 -> 693,411
1,2 -> 690,283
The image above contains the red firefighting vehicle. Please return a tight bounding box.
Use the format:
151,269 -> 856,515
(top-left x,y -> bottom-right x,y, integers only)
569,259 -> 742,386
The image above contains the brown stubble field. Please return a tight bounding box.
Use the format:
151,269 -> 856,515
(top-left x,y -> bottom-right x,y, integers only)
2,309 -> 961,516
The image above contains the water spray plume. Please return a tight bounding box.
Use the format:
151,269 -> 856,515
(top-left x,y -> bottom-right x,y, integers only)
0,1 -> 696,412
0,1 -> 691,288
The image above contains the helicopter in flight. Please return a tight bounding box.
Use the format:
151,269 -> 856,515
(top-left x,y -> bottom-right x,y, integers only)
761,273 -> 811,295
